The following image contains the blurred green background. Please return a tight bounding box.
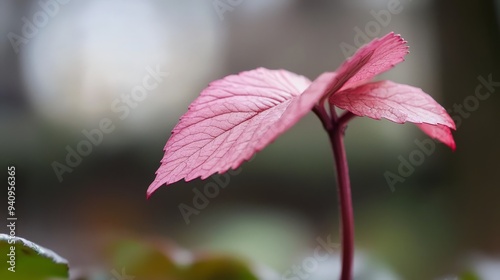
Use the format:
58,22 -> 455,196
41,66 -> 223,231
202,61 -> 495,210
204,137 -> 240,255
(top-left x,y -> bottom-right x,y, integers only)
1,0 -> 499,279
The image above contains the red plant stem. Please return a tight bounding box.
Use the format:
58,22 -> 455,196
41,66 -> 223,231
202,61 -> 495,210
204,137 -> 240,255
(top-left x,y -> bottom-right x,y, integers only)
328,115 -> 355,280
315,105 -> 356,279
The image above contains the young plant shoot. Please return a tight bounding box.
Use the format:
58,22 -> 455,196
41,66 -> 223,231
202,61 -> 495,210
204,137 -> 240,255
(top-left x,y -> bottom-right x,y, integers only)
148,32 -> 456,280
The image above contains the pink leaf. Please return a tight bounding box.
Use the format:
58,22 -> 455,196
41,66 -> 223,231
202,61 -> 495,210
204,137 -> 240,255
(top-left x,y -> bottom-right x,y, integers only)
148,68 -> 336,196
329,80 -> 456,148
416,123 -> 456,151
325,32 -> 409,96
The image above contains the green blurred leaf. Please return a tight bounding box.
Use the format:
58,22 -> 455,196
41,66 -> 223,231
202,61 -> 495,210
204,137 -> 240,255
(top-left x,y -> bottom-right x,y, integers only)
0,234 -> 69,280
183,256 -> 260,280
108,239 -> 179,279
459,270 -> 482,280
106,238 -> 275,280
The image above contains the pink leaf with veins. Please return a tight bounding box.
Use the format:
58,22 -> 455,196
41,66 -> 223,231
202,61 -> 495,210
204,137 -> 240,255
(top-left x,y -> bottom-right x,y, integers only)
147,68 -> 337,196
330,80 -> 456,148
330,81 -> 455,126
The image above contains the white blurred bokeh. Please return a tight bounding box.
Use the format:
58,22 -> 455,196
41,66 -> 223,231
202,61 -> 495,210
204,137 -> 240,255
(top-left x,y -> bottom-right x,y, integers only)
20,0 -> 223,134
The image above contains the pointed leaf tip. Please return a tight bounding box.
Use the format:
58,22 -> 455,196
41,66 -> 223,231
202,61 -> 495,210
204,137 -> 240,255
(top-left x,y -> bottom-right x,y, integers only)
331,32 -> 410,93
416,123 -> 456,150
